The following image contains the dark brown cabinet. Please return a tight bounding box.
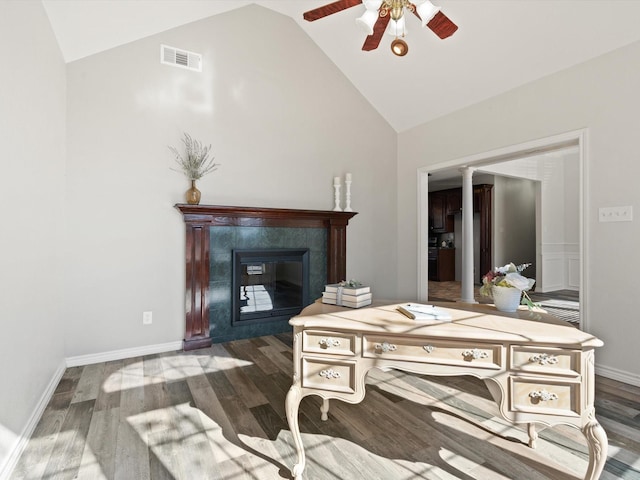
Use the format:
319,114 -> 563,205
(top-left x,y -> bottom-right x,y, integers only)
446,190 -> 462,215
429,193 -> 446,232
429,248 -> 456,282
474,184 -> 492,281
429,184 -> 493,282
429,189 -> 459,233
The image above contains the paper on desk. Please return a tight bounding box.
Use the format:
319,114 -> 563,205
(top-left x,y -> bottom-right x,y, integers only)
396,303 -> 452,321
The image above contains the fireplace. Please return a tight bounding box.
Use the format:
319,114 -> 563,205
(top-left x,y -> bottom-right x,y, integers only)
176,204 -> 357,350
232,248 -> 310,325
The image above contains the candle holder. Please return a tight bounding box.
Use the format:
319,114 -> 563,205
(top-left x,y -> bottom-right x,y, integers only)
344,180 -> 353,212
333,183 -> 342,211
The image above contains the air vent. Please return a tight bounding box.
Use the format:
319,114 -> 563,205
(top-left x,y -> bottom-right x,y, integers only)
160,44 -> 202,72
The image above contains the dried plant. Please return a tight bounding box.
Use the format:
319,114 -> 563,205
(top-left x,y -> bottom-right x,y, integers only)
169,133 -> 219,180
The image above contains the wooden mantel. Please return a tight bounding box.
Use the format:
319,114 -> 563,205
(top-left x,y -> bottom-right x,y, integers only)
175,204 -> 357,351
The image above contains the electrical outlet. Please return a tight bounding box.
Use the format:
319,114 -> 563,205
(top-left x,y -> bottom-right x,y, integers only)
598,206 -> 633,223
143,311 -> 153,325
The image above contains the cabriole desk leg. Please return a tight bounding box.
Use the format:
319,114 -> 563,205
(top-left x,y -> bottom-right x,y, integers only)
528,423 -> 538,449
285,385 -> 306,478
320,398 -> 330,421
582,420 -> 608,480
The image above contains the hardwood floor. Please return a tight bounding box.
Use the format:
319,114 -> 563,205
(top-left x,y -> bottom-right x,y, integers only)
10,334 -> 640,480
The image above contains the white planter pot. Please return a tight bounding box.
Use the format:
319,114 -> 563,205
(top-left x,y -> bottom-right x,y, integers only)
492,286 -> 522,312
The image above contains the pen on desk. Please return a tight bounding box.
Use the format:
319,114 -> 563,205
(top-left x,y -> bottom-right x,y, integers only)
396,306 -> 415,319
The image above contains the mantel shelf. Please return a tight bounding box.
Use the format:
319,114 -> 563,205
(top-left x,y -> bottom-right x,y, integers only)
175,204 -> 357,227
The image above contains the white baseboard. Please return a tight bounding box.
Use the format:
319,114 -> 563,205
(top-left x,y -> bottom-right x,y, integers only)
596,363 -> 640,387
0,361 -> 66,480
65,340 -> 183,367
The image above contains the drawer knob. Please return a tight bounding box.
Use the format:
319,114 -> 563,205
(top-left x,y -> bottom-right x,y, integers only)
530,353 -> 559,366
375,342 -> 397,353
319,337 -> 341,348
462,348 -> 489,360
319,369 -> 341,379
423,345 -> 435,354
529,390 -> 559,402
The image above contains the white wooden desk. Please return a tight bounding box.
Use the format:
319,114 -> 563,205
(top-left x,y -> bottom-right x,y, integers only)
285,301 -> 607,479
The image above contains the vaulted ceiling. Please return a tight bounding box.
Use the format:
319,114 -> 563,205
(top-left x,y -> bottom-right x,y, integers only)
42,0 -> 640,132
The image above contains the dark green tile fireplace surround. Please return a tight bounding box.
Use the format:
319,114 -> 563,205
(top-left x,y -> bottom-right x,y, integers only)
176,204 -> 357,351
211,226 -> 325,343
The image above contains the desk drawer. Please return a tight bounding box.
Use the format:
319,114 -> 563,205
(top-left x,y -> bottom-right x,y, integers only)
511,346 -> 580,376
301,357 -> 356,394
362,335 -> 503,370
509,376 -> 580,417
302,330 -> 357,356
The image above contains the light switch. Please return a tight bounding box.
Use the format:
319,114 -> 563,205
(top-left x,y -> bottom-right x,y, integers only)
598,206 -> 633,222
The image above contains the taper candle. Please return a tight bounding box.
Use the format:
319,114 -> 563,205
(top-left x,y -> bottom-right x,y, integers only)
344,173 -> 353,212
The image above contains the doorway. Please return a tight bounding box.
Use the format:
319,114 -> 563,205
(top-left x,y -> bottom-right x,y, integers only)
417,130 -> 588,329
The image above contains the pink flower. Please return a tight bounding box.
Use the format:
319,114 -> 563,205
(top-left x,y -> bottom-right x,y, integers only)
483,271 -> 496,283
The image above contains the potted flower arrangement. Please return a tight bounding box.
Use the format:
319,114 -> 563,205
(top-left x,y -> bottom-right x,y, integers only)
169,133 -> 219,205
479,262 -> 537,312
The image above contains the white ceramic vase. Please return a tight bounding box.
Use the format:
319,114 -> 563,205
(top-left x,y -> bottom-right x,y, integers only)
492,285 -> 522,312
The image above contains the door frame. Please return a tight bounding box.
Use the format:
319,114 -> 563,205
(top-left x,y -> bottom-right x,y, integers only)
417,129 -> 589,329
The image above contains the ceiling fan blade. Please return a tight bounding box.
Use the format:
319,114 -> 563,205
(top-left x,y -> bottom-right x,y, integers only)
303,0 -> 362,22
362,15 -> 390,51
426,11 -> 458,39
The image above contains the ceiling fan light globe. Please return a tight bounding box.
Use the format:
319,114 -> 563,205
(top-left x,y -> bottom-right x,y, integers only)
391,38 -> 409,56
416,0 -> 440,26
356,9 -> 379,35
386,16 -> 407,36
363,0 -> 383,11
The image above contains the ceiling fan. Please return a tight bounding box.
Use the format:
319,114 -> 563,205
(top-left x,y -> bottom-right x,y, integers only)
303,0 -> 457,56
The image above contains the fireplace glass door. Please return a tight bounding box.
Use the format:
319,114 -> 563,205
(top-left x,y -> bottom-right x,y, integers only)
232,248 -> 310,325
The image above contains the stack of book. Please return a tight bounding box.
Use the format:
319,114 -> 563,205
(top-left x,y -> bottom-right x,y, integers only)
322,283 -> 372,308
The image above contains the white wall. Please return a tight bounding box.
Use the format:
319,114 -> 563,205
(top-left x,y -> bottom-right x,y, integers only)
563,154 -> 581,289
493,176 -> 537,279
0,1 -> 67,474
481,150 -> 580,291
537,153 -> 581,292
64,5 -> 398,357
398,40 -> 640,382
